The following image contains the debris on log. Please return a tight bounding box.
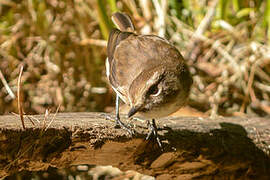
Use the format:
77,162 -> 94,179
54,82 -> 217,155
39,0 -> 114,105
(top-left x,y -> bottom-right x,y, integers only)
0,112 -> 270,179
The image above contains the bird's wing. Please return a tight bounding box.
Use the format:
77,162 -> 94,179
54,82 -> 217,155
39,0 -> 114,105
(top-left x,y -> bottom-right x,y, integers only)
106,29 -> 134,103
108,34 -> 184,104
107,29 -> 133,64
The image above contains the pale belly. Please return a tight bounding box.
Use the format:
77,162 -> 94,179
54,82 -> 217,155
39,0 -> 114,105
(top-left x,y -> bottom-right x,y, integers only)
137,99 -> 186,119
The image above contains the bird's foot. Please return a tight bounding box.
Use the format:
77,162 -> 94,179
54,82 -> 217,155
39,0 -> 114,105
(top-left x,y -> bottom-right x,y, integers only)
102,113 -> 135,136
146,119 -> 163,150
115,116 -> 135,136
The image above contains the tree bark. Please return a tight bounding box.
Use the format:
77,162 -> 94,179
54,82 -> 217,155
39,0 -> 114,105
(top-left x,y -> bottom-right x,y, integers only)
0,112 -> 270,179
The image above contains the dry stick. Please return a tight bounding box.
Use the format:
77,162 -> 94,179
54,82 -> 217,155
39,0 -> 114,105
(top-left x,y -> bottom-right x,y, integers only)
175,20 -> 240,73
11,112 -> 35,126
175,20 -> 240,72
259,103 -> 270,114
248,64 -> 257,102
255,66 -> 270,83
185,0 -> 219,61
254,82 -> 270,93
45,104 -> 61,131
123,0 -> 140,19
42,109 -> 50,130
27,115 -> 40,123
26,115 -> 35,126
195,0 -> 219,35
139,0 -> 152,21
0,69 -> 15,99
172,17 -> 240,67
80,39 -> 107,47
152,0 -> 167,37
240,64 -> 256,113
172,11 -> 270,116
17,65 -> 25,129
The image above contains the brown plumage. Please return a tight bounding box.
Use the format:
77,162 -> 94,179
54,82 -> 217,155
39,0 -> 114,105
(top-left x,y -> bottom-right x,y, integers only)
106,12 -> 192,119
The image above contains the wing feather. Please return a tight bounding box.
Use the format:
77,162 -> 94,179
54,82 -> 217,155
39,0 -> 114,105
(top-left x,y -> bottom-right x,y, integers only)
107,29 -> 133,63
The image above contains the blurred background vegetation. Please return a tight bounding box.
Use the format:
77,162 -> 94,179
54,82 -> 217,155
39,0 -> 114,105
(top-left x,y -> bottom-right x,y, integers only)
0,0 -> 270,117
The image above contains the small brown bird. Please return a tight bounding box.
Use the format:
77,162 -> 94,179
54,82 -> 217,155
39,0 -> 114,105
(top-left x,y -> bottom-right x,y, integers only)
106,12 -> 193,145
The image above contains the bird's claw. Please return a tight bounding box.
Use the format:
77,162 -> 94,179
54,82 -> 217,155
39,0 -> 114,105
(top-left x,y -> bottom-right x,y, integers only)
146,119 -> 163,150
115,117 -> 135,136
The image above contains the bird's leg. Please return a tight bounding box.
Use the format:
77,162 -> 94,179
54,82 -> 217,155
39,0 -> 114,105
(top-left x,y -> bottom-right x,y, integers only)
146,119 -> 163,149
115,95 -> 134,135
115,94 -> 120,125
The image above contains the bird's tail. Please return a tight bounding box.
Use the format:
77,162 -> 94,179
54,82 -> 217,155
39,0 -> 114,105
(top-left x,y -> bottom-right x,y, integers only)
111,12 -> 135,32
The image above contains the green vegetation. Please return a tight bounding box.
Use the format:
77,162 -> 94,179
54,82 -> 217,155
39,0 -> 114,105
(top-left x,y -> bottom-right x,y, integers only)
0,0 -> 270,117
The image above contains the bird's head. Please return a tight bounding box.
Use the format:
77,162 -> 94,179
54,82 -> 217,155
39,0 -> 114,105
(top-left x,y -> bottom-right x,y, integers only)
128,64 -> 192,118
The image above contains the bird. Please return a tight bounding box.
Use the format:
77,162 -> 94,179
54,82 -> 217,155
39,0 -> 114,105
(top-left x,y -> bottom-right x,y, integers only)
106,12 -> 193,147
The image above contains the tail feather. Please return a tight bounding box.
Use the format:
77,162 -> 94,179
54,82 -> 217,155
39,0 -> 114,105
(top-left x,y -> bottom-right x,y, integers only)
112,12 -> 135,32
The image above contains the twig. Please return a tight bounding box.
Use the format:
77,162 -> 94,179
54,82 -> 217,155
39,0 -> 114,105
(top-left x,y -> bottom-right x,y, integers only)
26,115 -> 35,126
42,109 -> 50,130
139,0 -> 152,21
255,66 -> 270,83
45,104 -> 61,131
80,39 -> 107,47
254,82 -> 270,93
17,65 -> 25,130
247,64 -> 257,102
152,0 -> 166,37
0,69 -> 15,99
123,0 -> 140,19
24,114 -> 41,124
257,101 -> 270,115
185,0 -> 219,60
194,0 -> 219,36
172,16 -> 240,72
11,112 -> 35,126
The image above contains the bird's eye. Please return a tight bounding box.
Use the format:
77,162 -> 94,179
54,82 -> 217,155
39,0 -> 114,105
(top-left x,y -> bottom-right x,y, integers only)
148,85 -> 161,97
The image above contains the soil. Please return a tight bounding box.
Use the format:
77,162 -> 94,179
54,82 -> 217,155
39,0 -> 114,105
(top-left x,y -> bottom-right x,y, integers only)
0,113 -> 270,179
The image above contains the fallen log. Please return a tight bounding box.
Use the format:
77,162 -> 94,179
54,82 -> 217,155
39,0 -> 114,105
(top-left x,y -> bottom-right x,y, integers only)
0,112 -> 270,179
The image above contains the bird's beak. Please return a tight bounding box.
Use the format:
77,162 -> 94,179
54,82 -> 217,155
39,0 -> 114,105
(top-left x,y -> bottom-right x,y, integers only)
128,106 -> 139,118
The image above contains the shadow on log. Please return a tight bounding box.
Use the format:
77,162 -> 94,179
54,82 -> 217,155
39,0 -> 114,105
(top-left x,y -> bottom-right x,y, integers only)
0,112 -> 270,179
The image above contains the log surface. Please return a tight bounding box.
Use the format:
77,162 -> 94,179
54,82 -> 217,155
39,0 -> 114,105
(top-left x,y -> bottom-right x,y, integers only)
0,112 -> 269,147
1,112 -> 270,179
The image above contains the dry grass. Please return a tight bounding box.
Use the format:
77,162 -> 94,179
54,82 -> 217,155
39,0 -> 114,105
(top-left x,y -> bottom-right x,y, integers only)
17,65 -> 25,129
0,0 -> 270,117
0,0 -> 109,114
